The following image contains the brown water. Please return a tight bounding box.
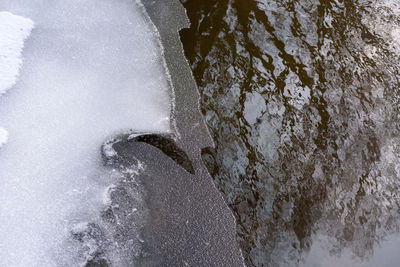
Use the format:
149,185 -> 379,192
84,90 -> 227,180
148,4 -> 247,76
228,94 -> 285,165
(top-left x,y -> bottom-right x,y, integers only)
180,0 -> 400,266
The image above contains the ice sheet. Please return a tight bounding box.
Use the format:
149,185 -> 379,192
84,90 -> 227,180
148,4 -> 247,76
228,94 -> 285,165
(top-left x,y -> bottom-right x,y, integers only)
0,1 -> 171,266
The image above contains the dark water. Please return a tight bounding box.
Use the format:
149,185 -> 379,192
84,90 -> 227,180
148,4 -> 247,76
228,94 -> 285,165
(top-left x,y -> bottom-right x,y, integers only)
180,0 -> 400,266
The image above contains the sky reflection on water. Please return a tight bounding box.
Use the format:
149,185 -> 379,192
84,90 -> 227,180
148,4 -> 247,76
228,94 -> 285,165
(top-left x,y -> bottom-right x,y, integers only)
180,0 -> 400,266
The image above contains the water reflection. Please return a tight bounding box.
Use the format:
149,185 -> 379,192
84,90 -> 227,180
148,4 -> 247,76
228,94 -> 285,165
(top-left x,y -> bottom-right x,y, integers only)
180,0 -> 400,266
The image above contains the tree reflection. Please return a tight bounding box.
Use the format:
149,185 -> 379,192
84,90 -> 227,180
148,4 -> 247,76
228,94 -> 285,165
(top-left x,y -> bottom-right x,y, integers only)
180,0 -> 400,266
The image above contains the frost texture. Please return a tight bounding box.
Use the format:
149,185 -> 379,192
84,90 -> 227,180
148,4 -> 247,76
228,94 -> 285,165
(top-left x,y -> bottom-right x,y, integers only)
0,1 -> 171,266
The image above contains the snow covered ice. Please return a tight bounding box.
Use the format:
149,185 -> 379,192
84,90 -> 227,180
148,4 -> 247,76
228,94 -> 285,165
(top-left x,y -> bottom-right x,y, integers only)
0,11 -> 33,97
0,126 -> 8,148
0,1 -> 172,266
0,12 -> 33,150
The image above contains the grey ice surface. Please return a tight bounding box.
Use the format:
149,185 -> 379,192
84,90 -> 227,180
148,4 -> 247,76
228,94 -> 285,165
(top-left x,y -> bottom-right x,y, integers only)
105,135 -> 244,266
95,0 -> 245,266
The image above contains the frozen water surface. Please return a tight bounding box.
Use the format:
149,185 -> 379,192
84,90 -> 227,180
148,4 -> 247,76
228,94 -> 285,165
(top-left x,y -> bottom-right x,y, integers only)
0,1 -> 171,266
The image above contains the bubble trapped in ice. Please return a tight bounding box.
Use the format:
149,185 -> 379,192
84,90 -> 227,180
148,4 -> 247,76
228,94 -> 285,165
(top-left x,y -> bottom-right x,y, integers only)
0,1 -> 172,266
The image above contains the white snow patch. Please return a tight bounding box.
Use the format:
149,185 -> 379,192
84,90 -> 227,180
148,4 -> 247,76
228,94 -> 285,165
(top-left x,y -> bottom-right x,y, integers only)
102,139 -> 120,158
103,184 -> 117,206
0,12 -> 33,150
0,127 -> 8,148
0,1 -> 172,266
0,12 -> 33,96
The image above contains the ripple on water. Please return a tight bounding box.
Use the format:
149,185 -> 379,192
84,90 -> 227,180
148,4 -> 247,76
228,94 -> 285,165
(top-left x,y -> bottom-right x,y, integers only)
180,0 -> 400,266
